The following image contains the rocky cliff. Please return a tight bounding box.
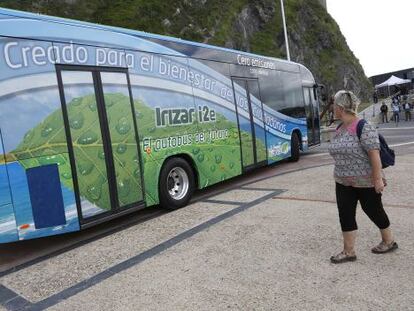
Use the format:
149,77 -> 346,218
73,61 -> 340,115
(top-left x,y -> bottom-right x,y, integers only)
1,0 -> 372,100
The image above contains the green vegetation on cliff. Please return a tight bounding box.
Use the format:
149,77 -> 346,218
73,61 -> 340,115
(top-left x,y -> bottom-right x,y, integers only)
0,0 -> 372,99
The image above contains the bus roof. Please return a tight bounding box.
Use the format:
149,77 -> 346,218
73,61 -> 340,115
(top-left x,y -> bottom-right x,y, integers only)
0,7 -> 315,80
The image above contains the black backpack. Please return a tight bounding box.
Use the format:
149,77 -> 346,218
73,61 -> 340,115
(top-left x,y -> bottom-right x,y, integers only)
337,120 -> 395,168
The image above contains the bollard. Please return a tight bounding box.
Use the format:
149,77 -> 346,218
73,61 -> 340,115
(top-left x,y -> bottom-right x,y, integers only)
363,111 -> 366,119
372,104 -> 375,117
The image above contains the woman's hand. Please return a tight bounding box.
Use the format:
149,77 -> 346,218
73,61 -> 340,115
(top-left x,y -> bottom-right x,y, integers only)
374,178 -> 385,194
368,150 -> 384,194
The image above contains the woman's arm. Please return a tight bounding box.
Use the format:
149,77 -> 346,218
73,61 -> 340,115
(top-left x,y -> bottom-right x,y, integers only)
368,149 -> 384,193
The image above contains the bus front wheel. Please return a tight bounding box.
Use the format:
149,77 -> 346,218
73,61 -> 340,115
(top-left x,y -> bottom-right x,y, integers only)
289,132 -> 300,162
159,157 -> 195,210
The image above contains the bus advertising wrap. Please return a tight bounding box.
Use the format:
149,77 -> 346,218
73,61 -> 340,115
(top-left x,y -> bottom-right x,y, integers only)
0,13 -> 310,242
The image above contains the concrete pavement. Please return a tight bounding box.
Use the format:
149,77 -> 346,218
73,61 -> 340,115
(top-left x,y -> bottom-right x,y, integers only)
0,146 -> 412,310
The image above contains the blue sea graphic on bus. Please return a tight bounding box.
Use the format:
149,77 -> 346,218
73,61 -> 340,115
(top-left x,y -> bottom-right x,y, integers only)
5,161 -> 79,240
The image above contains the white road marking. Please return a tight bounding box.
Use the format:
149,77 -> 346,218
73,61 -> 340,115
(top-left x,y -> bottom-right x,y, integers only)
305,141 -> 414,157
379,127 -> 414,130
305,152 -> 330,158
390,141 -> 414,147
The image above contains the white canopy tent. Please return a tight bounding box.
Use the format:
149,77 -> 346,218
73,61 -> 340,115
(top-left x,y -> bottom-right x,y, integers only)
375,75 -> 411,96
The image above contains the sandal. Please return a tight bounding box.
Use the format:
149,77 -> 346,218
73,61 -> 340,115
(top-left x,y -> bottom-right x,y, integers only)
330,251 -> 357,264
371,241 -> 398,254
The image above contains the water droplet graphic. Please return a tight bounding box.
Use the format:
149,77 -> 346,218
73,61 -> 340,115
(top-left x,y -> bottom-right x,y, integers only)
70,113 -> 85,130
116,143 -> 127,154
77,162 -> 94,176
215,155 -> 222,164
87,184 -> 102,201
88,102 -> 97,111
117,179 -> 131,198
78,130 -> 99,145
98,151 -> 105,160
62,172 -> 72,179
41,125 -> 54,137
116,117 -> 131,135
197,153 -> 205,162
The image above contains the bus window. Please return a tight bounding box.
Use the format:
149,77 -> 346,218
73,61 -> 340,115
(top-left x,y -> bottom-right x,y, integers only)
60,70 -> 112,219
247,80 -> 267,164
58,67 -> 145,222
280,72 -> 305,118
100,72 -> 144,208
303,87 -> 315,145
232,79 -> 255,169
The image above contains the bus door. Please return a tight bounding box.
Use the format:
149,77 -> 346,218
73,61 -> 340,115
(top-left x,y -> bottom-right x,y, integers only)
303,87 -> 321,146
57,66 -> 144,225
232,78 -> 267,171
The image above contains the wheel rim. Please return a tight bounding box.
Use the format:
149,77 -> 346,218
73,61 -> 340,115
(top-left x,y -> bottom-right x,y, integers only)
167,167 -> 189,201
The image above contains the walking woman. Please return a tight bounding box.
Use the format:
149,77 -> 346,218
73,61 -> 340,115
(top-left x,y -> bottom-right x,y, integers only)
328,90 -> 398,264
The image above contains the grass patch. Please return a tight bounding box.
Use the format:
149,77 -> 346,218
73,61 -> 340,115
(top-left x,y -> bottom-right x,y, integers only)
358,102 -> 372,113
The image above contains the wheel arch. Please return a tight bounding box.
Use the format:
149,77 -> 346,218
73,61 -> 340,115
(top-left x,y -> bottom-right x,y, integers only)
291,128 -> 303,151
159,153 -> 200,190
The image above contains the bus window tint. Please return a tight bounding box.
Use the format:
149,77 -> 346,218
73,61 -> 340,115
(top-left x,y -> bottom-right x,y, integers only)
246,80 -> 266,163
100,72 -> 143,207
258,71 -> 284,113
259,71 -> 305,118
280,72 -> 305,118
61,70 -> 111,217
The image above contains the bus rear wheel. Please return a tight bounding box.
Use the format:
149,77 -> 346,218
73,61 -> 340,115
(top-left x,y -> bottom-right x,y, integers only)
159,157 -> 195,210
289,132 -> 300,162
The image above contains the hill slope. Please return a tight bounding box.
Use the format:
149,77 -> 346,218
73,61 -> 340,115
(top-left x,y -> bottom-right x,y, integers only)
0,0 -> 372,100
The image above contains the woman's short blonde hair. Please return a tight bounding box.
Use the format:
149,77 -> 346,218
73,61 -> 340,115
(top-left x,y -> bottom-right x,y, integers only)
334,90 -> 360,115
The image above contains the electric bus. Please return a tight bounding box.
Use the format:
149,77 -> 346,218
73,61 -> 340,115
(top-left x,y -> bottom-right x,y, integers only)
0,8 -> 321,243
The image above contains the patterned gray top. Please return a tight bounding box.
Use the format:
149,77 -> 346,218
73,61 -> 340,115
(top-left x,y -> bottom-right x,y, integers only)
328,119 -> 381,187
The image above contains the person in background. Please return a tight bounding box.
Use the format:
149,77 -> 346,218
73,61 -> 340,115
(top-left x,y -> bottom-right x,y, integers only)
403,101 -> 412,121
373,90 -> 378,104
380,102 -> 388,123
328,90 -> 397,264
391,101 -> 400,125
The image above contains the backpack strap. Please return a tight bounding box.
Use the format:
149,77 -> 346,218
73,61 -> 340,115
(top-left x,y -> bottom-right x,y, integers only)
356,119 -> 367,140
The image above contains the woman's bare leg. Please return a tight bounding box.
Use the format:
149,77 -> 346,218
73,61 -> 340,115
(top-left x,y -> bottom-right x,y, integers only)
380,227 -> 394,244
343,230 -> 357,255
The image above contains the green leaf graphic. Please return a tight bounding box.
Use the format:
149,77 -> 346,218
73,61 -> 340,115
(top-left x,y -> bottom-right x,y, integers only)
10,92 -> 266,208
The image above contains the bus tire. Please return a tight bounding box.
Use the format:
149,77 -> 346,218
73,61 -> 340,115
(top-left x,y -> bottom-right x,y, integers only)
159,157 -> 195,210
289,132 -> 300,162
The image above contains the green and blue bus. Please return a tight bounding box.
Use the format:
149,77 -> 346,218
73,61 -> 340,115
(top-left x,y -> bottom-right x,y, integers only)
0,8 -> 321,243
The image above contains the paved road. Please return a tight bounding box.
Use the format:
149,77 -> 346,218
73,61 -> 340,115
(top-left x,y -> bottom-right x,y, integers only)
377,121 -> 414,147
317,120 -> 414,156
0,149 -> 334,275
0,125 -> 412,311
1,123 -> 412,275
0,149 -> 411,311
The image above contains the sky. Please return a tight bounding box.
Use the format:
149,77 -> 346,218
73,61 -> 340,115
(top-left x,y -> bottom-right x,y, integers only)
327,0 -> 413,77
